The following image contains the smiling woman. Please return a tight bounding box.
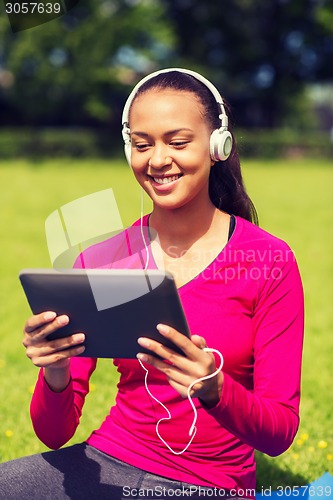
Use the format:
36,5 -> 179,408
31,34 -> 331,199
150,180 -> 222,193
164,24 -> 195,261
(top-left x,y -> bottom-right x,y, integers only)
0,69 -> 304,500
123,68 -> 254,221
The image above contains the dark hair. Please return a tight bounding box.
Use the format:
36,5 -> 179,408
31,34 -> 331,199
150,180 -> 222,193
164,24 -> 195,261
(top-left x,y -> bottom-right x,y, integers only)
131,70 -> 258,225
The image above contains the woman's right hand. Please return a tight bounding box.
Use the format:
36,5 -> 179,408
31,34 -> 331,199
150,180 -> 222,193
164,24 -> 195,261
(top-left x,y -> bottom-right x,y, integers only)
23,311 -> 85,391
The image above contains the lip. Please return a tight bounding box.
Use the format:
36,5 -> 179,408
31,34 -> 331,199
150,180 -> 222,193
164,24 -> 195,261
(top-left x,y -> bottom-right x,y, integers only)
148,174 -> 183,191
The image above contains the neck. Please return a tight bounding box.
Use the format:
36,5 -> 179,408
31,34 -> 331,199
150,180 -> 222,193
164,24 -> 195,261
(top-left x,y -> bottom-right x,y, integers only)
149,199 -> 220,250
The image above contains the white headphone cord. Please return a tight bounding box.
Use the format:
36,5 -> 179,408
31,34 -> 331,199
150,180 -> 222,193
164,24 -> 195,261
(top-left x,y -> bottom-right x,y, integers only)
138,190 -> 224,453
138,347 -> 224,455
140,188 -> 150,271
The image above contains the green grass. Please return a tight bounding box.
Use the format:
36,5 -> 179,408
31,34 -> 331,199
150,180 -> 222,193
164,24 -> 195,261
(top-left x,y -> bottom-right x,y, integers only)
0,158 -> 332,490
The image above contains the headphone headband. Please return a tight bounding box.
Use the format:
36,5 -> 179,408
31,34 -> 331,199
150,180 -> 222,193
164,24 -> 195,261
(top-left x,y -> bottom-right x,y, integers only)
121,67 -> 232,163
122,67 -> 228,128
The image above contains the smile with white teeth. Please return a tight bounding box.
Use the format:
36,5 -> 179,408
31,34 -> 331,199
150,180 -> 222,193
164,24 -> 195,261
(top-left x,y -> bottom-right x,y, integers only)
152,175 -> 181,185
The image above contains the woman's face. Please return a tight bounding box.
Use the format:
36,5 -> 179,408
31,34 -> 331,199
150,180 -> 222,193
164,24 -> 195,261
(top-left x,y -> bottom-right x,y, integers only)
129,89 -> 214,212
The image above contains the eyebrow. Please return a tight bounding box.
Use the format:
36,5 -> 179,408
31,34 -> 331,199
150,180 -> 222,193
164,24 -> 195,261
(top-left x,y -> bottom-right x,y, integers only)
131,128 -> 194,138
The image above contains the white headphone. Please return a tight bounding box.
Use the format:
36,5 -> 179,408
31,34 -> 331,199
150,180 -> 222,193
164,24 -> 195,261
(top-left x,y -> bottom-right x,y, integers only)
121,67 -> 233,166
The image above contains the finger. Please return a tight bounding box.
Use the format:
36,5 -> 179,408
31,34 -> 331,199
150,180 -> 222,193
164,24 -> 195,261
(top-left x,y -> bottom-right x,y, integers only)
137,342 -> 200,387
137,336 -> 188,369
136,351 -> 167,369
137,346 -> 220,403
191,335 -> 207,349
24,311 -> 57,333
24,327 -> 84,352
190,335 -> 217,367
25,333 -> 85,362
42,333 -> 85,353
26,344 -> 85,368
137,330 -> 211,375
140,326 -> 208,368
137,350 -> 190,387
24,314 -> 70,344
137,351 -> 206,399
156,324 -> 201,361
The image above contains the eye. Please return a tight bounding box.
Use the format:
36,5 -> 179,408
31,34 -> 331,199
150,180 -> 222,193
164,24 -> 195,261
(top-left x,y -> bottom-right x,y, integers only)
134,143 -> 151,151
170,140 -> 189,149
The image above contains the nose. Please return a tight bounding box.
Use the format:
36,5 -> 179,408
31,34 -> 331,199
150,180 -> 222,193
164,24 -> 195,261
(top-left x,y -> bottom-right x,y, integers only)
149,143 -> 172,170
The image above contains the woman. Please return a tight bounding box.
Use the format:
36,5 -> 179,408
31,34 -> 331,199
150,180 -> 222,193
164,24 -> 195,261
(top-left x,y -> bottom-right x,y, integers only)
0,69 -> 304,499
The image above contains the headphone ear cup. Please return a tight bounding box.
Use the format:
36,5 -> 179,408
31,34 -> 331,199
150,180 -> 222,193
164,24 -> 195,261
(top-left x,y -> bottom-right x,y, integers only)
122,125 -> 132,166
210,129 -> 233,162
124,142 -> 131,166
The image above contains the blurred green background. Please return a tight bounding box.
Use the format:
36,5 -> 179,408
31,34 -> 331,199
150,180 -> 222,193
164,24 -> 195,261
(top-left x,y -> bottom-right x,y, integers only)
0,0 -> 333,157
0,0 -> 332,492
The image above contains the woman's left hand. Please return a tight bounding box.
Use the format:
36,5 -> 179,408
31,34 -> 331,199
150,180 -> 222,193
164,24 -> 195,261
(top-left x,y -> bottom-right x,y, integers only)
137,324 -> 223,408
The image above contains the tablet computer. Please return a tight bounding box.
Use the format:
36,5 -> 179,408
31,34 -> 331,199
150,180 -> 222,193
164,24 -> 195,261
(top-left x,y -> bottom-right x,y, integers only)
19,269 -> 190,359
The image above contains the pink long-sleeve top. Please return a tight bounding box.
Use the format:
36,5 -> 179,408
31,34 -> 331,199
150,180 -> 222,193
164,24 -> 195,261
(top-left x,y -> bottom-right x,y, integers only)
30,216 -> 304,498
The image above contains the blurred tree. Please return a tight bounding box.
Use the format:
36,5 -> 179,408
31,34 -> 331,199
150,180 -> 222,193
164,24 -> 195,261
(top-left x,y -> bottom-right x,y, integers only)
1,0 -> 332,130
0,0 -> 176,126
163,0 -> 333,128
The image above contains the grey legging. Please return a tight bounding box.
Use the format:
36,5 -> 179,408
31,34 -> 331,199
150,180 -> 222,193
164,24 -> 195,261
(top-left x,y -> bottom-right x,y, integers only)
0,443 -> 246,499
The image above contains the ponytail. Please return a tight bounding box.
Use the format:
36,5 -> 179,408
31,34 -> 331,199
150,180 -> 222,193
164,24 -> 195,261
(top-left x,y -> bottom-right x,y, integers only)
209,135 -> 258,224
